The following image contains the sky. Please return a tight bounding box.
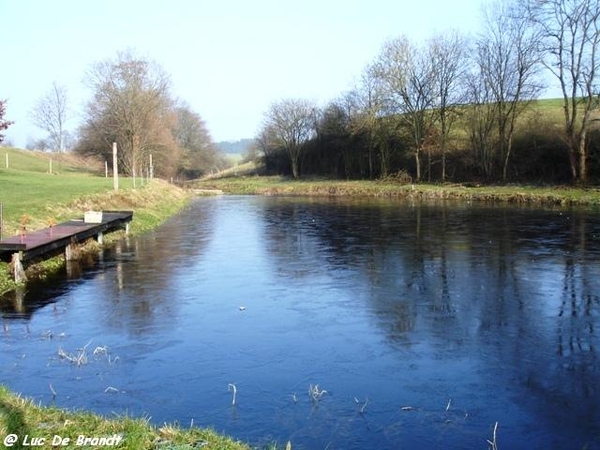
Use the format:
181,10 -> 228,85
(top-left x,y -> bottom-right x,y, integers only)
1,0 -> 485,147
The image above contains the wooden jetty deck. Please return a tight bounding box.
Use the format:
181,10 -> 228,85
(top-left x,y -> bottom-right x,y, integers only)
0,210 -> 133,281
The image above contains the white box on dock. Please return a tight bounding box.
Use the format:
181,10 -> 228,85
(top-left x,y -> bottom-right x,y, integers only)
84,211 -> 103,223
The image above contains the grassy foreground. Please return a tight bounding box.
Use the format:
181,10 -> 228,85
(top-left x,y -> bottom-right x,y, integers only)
196,175 -> 600,206
0,386 -> 251,450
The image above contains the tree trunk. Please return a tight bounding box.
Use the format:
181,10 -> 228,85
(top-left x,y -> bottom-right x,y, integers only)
502,134 -> 513,182
291,157 -> 299,179
442,153 -> 446,182
414,149 -> 421,182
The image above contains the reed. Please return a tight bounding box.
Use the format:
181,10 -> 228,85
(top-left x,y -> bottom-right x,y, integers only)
308,384 -> 328,402
228,383 -> 237,406
487,422 -> 499,450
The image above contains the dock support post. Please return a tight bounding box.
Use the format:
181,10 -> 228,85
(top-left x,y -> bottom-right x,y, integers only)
125,222 -> 130,235
65,243 -> 75,261
11,252 -> 26,282
97,232 -> 104,245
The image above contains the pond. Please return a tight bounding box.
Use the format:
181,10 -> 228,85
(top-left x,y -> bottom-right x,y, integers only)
1,196 -> 600,449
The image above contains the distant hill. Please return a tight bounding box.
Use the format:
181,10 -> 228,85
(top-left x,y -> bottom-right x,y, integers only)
216,138 -> 255,155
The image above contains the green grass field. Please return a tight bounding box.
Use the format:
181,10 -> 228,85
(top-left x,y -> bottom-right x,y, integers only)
0,169 -> 116,232
0,150 -> 192,295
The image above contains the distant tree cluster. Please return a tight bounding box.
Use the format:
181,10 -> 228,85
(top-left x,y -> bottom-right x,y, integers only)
72,51 -> 228,180
256,0 -> 600,184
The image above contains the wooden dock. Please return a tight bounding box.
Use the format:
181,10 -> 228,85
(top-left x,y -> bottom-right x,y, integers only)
0,210 -> 133,281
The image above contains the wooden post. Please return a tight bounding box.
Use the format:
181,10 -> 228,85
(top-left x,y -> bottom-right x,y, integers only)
150,154 -> 154,179
112,142 -> 119,191
97,231 -> 104,245
49,158 -> 52,174
5,153 -> 8,169
125,222 -> 130,235
12,252 -> 26,282
65,241 -> 78,261
105,160 -> 108,178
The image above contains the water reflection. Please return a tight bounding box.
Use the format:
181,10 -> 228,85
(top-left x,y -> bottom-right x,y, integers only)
259,198 -> 600,447
1,197 -> 599,449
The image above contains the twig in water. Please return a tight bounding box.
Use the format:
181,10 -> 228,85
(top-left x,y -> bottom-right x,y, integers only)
446,398 -> 452,412
104,386 -> 120,393
487,422 -> 499,450
49,383 -> 57,398
58,346 -> 88,366
93,346 -> 108,356
228,383 -> 237,406
291,393 -> 298,403
354,397 -> 369,414
308,384 -> 328,402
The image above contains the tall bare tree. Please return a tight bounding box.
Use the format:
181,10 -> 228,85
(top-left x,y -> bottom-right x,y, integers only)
82,50 -> 175,179
0,99 -> 14,144
476,0 -> 543,180
374,36 -> 436,181
346,64 -> 388,178
262,98 -> 317,179
428,31 -> 470,181
530,0 -> 600,182
30,82 -> 69,152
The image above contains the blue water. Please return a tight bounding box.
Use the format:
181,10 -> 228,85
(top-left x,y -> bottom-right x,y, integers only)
1,196 -> 599,449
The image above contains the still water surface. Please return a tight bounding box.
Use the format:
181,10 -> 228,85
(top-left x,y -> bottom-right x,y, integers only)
1,196 -> 600,449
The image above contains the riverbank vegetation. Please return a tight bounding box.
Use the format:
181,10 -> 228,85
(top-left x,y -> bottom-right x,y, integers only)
196,175 -> 600,206
0,386 -> 251,450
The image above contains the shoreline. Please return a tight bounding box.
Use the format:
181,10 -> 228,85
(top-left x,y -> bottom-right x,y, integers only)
195,177 -> 600,206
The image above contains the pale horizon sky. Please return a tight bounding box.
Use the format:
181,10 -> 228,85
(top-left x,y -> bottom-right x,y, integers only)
2,0 -> 489,148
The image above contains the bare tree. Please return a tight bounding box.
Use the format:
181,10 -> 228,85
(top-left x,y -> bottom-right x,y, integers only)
345,65 -> 389,178
30,82 -> 69,152
428,31 -> 470,181
262,98 -> 317,179
374,36 -> 436,181
485,0 -> 543,180
530,0 -> 600,183
81,50 -> 175,179
0,99 -> 14,144
474,0 -> 543,180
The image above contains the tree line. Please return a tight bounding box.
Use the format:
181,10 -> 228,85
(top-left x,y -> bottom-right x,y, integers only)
256,0 -> 600,184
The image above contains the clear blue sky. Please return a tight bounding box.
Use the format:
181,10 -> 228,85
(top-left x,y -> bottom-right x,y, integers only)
1,0 -> 484,147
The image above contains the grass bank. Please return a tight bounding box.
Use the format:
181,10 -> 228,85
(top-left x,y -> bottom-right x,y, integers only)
0,178 -> 191,295
196,176 -> 600,206
0,386 -> 251,450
